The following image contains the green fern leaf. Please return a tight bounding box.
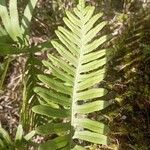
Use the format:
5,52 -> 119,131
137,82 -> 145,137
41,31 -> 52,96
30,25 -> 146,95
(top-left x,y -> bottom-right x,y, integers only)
9,0 -> 22,40
21,0 -> 38,34
0,0 -> 13,39
33,0 -> 110,149
15,124 -> 23,142
0,0 -> 38,44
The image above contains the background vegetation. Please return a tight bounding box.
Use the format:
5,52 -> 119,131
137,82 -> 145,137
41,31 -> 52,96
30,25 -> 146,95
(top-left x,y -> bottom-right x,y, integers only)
0,0 -> 150,149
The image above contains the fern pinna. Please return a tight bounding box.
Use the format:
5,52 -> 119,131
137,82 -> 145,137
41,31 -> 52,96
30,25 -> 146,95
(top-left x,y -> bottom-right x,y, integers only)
32,0 -> 110,149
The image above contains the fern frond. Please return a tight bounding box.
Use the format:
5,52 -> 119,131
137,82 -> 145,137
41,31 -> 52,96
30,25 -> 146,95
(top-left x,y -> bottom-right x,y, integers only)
0,0 -> 38,44
33,0 -> 110,149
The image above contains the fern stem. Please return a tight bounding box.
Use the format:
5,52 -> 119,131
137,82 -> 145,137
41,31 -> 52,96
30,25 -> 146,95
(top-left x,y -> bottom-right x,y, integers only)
71,5 -> 85,148
0,56 -> 11,90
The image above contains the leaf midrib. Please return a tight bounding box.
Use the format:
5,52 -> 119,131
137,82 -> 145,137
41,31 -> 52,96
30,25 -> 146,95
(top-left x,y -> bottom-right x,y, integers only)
70,7 -> 85,148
